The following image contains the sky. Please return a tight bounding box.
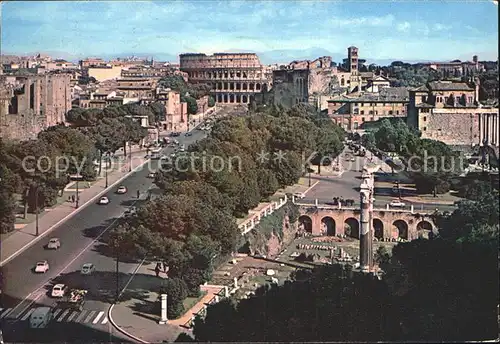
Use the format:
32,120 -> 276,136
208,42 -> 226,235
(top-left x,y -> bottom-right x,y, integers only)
1,0 -> 498,64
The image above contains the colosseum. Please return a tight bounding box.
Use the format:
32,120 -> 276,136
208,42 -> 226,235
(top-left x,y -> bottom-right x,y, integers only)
179,53 -> 271,104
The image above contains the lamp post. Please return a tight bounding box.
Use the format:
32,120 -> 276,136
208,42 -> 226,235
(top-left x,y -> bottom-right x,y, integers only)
128,148 -> 132,172
75,177 -> 79,209
35,183 -> 39,236
105,153 -> 109,188
115,251 -> 120,303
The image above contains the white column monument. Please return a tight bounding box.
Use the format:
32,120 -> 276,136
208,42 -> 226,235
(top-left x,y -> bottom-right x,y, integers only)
158,293 -> 168,324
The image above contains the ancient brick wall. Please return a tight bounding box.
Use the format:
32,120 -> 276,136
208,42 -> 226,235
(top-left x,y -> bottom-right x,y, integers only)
2,112 -> 47,141
422,111 -> 478,145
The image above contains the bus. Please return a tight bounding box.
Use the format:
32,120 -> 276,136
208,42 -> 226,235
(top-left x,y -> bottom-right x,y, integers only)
150,147 -> 162,159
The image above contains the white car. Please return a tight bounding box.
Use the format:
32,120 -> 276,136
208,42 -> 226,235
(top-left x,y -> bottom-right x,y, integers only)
293,192 -> 306,199
98,196 -> 110,205
46,238 -> 61,250
81,263 -> 95,275
34,261 -> 49,273
389,199 -> 406,207
147,172 -> 156,178
51,284 -> 67,298
116,186 -> 127,194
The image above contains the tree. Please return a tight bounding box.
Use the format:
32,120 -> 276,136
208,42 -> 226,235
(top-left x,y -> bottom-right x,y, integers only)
0,188 -> 16,234
185,96 -> 198,115
208,96 -> 215,107
160,278 -> 188,319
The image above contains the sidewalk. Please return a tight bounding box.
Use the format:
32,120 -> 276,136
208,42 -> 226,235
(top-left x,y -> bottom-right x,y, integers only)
109,262 -> 222,343
0,147 -> 150,266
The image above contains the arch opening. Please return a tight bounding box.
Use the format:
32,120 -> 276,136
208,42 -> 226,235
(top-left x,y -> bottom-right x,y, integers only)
344,218 -> 359,239
393,220 -> 409,240
321,216 -> 336,236
373,218 -> 384,240
298,215 -> 313,233
417,220 -> 433,239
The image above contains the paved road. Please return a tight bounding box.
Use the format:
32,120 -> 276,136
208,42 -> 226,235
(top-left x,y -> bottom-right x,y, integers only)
0,126 -> 210,342
303,149 -> 456,212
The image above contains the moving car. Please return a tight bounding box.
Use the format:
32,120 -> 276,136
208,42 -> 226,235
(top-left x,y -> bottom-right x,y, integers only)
98,196 -> 110,205
389,199 -> 406,208
116,186 -> 127,194
34,261 -> 49,273
185,132 -> 192,137
29,307 -> 53,329
179,145 -> 186,152
46,238 -> 61,250
57,289 -> 87,312
51,284 -> 68,298
80,263 -> 95,275
147,172 -> 156,178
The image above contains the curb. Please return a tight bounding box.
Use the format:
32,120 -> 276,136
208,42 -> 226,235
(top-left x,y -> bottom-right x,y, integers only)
0,158 -> 151,267
304,180 -> 319,194
108,257 -> 149,344
108,304 -> 149,344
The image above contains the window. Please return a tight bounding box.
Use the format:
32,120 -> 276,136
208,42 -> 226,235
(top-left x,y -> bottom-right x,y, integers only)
362,117 -> 365,122
423,127 -> 427,131
389,110 -> 393,115
374,111 -> 378,115
396,110 -> 399,115
369,110 -> 373,115
360,102 -> 364,106
468,96 -> 473,103
360,110 -> 364,115
422,96 -> 427,103
423,116 -> 427,121
354,103 -> 358,106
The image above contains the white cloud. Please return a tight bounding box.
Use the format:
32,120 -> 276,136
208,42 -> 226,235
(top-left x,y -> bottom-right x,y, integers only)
433,23 -> 452,31
397,22 -> 411,32
329,14 -> 395,28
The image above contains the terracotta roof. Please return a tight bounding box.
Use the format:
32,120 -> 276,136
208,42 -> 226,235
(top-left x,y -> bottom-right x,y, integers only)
427,81 -> 473,91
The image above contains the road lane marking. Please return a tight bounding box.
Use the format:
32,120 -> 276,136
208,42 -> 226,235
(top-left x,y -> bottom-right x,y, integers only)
56,310 -> 69,322
0,156 -> 152,267
101,316 -> 108,324
75,310 -> 88,323
67,311 -> 79,322
92,311 -> 104,324
52,309 -> 62,318
20,308 -> 35,321
84,310 -> 96,323
6,207 -> 137,320
0,308 -> 11,319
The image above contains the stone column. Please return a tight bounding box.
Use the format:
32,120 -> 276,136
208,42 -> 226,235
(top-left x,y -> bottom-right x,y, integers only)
158,293 -> 168,324
234,277 -> 238,288
359,182 -> 371,272
479,113 -> 483,145
224,286 -> 229,297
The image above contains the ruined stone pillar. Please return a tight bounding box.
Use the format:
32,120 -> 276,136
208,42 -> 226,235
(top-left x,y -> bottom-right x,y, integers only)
479,113 -> 484,145
234,277 -> 238,288
359,182 -> 371,272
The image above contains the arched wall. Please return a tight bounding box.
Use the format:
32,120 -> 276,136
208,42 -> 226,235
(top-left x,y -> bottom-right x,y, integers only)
298,207 -> 436,241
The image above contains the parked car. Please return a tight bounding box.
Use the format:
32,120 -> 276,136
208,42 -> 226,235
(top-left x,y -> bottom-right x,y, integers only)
80,263 -> 95,275
46,238 -> 61,250
98,196 -> 110,205
51,284 -> 68,298
147,172 -> 156,178
185,132 -> 192,137
116,186 -> 127,194
293,192 -> 306,199
34,261 -> 50,273
389,199 -> 406,207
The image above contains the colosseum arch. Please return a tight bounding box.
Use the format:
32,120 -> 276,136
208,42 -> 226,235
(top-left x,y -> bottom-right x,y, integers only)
217,94 -> 223,103
393,220 -> 409,240
229,94 -> 235,103
344,218 -> 359,239
321,216 -> 336,236
417,220 -> 433,239
223,94 -> 228,103
372,218 -> 384,240
256,83 -> 261,91
298,215 -> 313,233
242,95 -> 248,103
243,83 -> 248,90
236,95 -> 241,103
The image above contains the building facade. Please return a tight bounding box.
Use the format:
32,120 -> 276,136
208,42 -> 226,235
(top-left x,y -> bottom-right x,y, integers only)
0,72 -> 71,140
415,55 -> 485,77
407,80 -> 499,148
179,53 -> 270,104
328,87 -> 410,130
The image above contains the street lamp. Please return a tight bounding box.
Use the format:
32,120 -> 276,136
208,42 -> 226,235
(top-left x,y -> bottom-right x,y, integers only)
105,153 -> 109,188
128,149 -> 132,172
35,183 -> 40,236
115,251 -> 120,303
75,177 -> 79,209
